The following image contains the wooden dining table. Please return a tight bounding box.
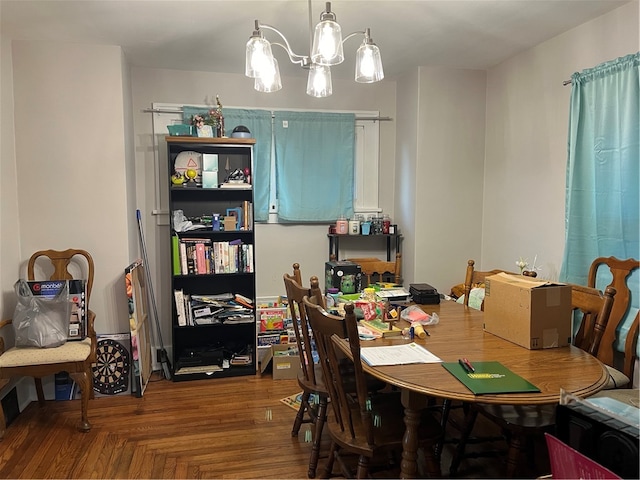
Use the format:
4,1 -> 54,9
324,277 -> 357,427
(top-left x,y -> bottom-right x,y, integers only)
333,299 -> 609,478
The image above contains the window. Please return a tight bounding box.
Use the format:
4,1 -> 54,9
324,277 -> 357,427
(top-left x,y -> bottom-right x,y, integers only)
151,103 -> 380,223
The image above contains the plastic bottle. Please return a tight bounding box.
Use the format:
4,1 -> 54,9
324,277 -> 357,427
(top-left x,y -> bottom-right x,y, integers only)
325,288 -> 339,307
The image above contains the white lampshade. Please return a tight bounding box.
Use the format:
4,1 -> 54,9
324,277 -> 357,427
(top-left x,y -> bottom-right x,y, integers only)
245,34 -> 274,78
310,5 -> 344,66
306,64 -> 332,98
355,40 -> 384,83
255,57 -> 282,92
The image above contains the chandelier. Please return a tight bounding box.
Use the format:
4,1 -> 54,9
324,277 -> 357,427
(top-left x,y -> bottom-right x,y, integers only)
244,1 -> 384,98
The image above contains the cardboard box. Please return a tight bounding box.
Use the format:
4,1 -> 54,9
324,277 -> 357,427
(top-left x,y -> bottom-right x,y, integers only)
483,273 -> 571,349
325,261 -> 363,294
271,344 -> 301,380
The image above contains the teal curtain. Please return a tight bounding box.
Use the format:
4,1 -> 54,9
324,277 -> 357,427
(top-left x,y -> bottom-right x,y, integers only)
274,111 -> 355,222
560,53 -> 640,352
223,109 -> 272,222
183,106 -> 272,222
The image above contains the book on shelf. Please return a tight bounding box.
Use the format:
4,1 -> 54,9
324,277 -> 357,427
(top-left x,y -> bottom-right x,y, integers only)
172,235 -> 181,276
173,238 -> 254,275
219,182 -> 251,189
359,318 -> 403,337
174,289 -> 187,326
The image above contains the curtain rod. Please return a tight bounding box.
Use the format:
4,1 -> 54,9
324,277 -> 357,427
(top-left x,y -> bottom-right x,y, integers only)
563,79 -> 572,86
142,107 -> 392,122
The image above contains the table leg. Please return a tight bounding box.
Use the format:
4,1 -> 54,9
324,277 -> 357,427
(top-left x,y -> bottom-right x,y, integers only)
401,405 -> 420,478
400,390 -> 432,478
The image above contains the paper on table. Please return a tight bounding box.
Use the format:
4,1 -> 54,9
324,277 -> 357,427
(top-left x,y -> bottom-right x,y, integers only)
360,342 -> 442,366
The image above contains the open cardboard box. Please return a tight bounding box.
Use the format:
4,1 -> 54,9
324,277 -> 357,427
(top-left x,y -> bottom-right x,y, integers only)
483,273 -> 571,349
258,344 -> 301,379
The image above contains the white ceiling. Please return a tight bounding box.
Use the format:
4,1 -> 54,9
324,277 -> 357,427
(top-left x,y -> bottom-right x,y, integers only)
0,0 -> 632,81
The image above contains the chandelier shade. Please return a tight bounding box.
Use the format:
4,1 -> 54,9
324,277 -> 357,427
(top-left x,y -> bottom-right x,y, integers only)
245,29 -> 274,79
310,5 -> 344,66
306,63 -> 332,98
355,29 -> 384,83
255,57 -> 282,93
244,1 -> 383,97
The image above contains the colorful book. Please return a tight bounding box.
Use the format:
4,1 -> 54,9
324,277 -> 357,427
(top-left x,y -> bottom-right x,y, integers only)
359,318 -> 402,337
441,361 -> 540,395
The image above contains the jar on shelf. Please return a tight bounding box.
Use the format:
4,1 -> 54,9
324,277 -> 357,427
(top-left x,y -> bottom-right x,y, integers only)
372,215 -> 383,235
348,218 -> 360,235
382,215 -> 391,234
361,217 -> 372,235
336,216 -> 348,235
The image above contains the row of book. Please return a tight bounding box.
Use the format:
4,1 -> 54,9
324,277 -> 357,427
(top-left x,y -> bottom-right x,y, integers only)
172,237 -> 254,275
174,291 -> 255,327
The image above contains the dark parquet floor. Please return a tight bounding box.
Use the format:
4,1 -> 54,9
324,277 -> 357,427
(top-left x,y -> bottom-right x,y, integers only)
0,371 -> 550,479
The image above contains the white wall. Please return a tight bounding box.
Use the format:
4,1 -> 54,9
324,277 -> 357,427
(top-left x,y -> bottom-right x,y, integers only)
11,41 -> 133,336
413,67 -> 487,295
0,34 -> 24,402
481,1 -> 639,279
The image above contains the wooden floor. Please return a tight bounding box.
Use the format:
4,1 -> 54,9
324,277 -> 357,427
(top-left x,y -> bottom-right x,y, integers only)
0,372 -> 549,479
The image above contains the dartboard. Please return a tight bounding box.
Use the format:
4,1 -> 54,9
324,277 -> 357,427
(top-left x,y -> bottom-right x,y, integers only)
92,338 -> 131,395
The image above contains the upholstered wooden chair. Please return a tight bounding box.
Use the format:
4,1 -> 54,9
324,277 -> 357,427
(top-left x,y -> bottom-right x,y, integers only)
346,253 -> 402,287
587,256 -> 639,388
303,295 -> 443,479
449,284 -> 617,477
0,249 -> 97,439
282,265 -> 328,478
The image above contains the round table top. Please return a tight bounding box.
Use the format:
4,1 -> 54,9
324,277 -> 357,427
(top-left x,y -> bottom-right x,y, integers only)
336,300 -> 609,405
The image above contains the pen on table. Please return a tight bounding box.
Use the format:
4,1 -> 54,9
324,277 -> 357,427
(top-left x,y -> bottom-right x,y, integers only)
462,358 -> 475,373
458,359 -> 472,373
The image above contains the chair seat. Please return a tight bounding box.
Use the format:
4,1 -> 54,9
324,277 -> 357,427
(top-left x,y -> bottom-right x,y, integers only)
0,338 -> 92,368
604,364 -> 631,389
298,362 -> 328,394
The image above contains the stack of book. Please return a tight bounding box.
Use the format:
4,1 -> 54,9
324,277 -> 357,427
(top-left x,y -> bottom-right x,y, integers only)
173,291 -> 255,327
172,237 -> 254,275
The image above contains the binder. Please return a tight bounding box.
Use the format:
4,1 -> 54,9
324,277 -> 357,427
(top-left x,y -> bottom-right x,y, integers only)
441,361 -> 540,395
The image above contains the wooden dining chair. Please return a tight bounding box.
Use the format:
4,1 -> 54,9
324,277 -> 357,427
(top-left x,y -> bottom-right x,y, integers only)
462,259 -> 524,310
0,249 -> 97,439
346,253 -> 402,287
303,295 -> 443,479
283,265 -> 328,478
449,283 -> 617,478
587,256 -> 639,388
